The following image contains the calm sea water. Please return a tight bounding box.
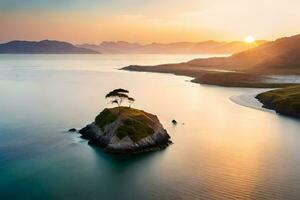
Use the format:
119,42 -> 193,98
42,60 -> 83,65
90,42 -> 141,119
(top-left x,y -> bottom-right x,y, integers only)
0,54 -> 300,200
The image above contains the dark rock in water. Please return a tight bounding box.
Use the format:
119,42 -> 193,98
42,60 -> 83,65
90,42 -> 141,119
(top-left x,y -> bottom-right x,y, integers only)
172,119 -> 177,125
68,128 -> 77,132
79,107 -> 172,154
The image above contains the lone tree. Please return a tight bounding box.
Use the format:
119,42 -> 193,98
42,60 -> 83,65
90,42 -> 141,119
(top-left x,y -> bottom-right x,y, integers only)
105,88 -> 135,110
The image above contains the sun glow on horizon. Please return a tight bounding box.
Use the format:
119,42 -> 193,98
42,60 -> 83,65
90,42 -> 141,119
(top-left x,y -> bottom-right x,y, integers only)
244,36 -> 255,43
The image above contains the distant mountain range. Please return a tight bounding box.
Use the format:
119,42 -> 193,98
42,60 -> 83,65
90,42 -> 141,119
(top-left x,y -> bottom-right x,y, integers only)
0,39 -> 268,55
78,40 -> 267,54
0,40 -> 98,54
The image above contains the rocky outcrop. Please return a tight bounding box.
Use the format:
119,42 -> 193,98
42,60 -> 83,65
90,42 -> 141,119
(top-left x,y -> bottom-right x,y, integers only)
79,107 -> 172,154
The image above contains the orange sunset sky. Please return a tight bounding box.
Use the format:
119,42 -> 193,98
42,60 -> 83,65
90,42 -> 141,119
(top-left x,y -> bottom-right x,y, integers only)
1,0 -> 300,44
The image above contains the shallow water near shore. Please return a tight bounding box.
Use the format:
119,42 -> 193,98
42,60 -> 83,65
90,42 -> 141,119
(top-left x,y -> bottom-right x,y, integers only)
0,54 -> 300,200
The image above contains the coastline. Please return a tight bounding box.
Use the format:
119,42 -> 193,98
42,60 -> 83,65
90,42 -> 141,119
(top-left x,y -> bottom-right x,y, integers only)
122,65 -> 297,88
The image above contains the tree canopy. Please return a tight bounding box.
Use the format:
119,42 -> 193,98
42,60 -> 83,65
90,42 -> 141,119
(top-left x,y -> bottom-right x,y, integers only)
105,88 -> 135,108
105,88 -> 129,99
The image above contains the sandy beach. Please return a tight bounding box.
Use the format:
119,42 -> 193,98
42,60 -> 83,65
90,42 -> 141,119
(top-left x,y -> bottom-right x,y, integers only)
230,89 -> 275,112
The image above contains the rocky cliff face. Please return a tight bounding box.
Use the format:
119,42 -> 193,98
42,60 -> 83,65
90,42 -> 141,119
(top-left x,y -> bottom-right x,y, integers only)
79,107 -> 172,154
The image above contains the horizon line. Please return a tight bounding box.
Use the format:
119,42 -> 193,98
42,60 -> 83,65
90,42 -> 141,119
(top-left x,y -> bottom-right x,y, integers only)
0,38 -> 269,46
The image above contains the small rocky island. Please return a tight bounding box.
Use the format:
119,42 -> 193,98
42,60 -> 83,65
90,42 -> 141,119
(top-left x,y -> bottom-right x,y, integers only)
79,89 -> 172,154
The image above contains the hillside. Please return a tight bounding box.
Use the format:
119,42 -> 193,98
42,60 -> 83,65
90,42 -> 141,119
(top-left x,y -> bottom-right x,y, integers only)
0,40 -> 98,54
188,34 -> 300,74
123,34 -> 300,87
78,40 -> 267,54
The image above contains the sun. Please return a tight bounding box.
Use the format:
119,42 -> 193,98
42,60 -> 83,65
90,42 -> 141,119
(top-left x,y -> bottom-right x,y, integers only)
244,36 -> 255,43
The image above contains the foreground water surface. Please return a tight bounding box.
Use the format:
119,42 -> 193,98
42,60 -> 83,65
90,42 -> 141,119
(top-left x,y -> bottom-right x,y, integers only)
0,54 -> 300,200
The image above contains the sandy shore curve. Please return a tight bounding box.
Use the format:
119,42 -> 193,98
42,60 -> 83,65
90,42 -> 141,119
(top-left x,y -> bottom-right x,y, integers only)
230,89 -> 275,113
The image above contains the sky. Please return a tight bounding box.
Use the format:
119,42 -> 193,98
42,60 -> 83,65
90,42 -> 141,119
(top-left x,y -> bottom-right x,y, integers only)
1,0 -> 300,44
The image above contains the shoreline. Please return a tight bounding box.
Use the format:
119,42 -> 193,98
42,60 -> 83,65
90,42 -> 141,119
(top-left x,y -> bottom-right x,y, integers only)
122,65 -> 297,88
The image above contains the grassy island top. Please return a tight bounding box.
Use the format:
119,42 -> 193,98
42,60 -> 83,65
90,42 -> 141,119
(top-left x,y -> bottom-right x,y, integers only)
256,85 -> 300,117
95,107 -> 159,142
